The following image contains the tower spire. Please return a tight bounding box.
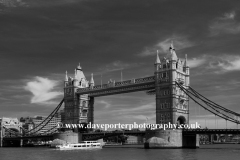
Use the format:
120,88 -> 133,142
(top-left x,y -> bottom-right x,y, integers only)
65,71 -> 68,81
167,40 -> 177,61
90,73 -> 94,88
90,73 -> 94,84
77,62 -> 82,70
155,50 -> 161,64
184,54 -> 188,67
169,40 -> 175,50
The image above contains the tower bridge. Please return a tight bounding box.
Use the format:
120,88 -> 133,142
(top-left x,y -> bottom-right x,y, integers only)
63,43 -> 190,127
1,42 -> 240,148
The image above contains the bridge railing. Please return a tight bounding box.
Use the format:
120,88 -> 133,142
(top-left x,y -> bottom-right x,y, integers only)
77,76 -> 155,93
115,79 -> 132,87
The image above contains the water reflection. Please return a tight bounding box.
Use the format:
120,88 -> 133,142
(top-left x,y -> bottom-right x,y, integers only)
0,144 -> 239,160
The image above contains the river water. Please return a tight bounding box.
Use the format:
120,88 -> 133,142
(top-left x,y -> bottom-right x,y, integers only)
0,144 -> 240,160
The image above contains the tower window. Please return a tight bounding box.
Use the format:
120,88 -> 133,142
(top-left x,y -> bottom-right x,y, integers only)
163,73 -> 167,78
163,64 -> 166,69
82,101 -> 87,107
82,110 -> 87,116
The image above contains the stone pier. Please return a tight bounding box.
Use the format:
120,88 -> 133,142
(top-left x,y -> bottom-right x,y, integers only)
53,131 -> 82,143
144,129 -> 199,149
144,129 -> 182,148
182,134 -> 199,148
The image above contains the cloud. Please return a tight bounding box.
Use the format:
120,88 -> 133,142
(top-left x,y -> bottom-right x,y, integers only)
139,36 -> 194,56
116,114 -> 156,125
112,102 -> 155,115
210,11 -> 240,35
95,101 -> 155,117
221,11 -> 236,20
0,0 -> 27,14
190,54 -> 240,74
179,54 -> 240,74
0,0 -> 27,7
0,0 -> 82,8
107,102 -> 156,123
0,97 -> 10,101
127,114 -> 155,121
188,57 -> 207,68
96,100 -> 111,108
213,55 -> 240,72
24,76 -> 62,104
98,61 -> 143,73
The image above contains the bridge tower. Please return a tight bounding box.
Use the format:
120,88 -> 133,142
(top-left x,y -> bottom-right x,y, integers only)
154,43 -> 190,125
63,64 -> 94,126
0,117 -> 22,147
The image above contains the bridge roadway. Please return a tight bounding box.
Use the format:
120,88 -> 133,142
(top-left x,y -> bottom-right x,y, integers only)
2,130 -> 146,141
76,76 -> 156,97
182,129 -> 240,134
3,129 -> 240,141
82,130 -> 146,140
3,134 -> 54,140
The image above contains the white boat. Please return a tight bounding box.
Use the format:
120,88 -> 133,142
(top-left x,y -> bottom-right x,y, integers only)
56,141 -> 102,150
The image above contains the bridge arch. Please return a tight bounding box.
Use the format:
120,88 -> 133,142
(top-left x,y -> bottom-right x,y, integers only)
8,128 -> 20,132
177,116 -> 186,125
4,127 -> 20,134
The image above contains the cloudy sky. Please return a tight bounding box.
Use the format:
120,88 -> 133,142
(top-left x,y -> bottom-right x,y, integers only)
1,0 -> 240,129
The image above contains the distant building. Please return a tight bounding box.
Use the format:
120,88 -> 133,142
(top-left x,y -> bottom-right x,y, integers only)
20,113 -> 61,134
59,109 -> 65,123
20,117 -> 34,132
0,117 -> 22,137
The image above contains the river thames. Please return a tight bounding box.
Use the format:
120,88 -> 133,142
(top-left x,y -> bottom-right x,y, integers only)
0,144 -> 240,160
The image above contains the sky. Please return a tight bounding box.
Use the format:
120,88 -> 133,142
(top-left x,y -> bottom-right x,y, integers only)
1,0 -> 240,129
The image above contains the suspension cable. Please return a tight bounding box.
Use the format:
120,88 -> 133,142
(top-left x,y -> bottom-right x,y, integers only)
177,83 -> 240,123
41,125 -> 58,135
187,87 -> 238,120
28,102 -> 63,135
25,99 -> 64,134
183,87 -> 239,124
215,114 -> 217,129
176,82 -> 240,124
189,87 -> 240,116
